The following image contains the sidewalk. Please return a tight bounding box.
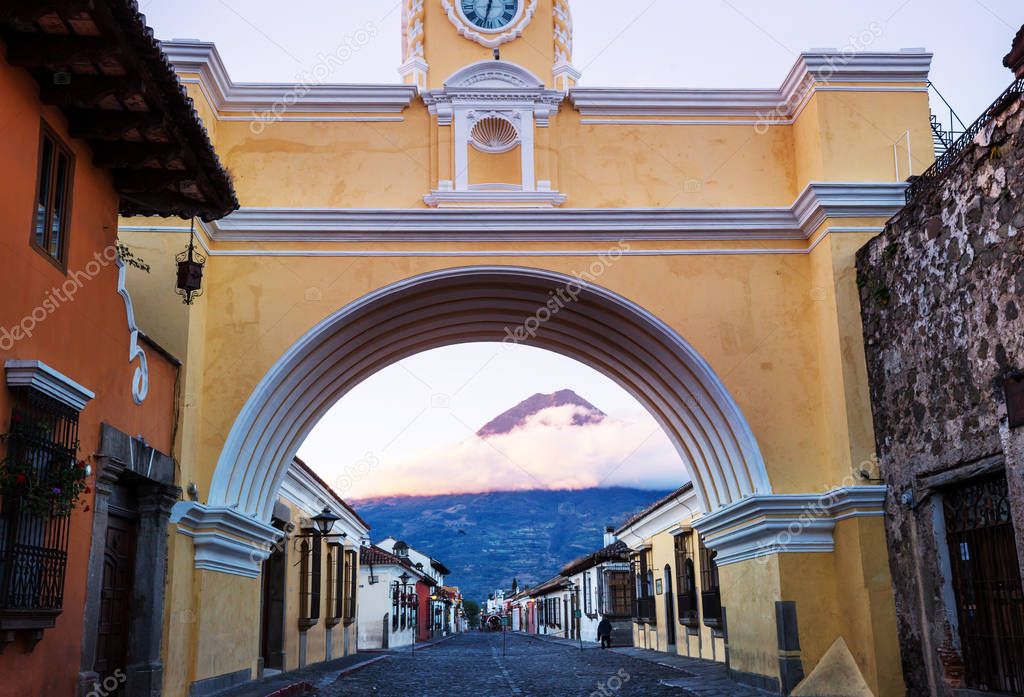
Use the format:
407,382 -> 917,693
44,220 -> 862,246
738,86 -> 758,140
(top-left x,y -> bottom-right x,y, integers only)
213,653 -> 389,697
612,647 -> 773,697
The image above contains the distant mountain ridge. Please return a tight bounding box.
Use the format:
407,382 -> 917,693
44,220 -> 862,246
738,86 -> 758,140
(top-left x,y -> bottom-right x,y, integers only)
476,389 -> 606,438
352,487 -> 671,603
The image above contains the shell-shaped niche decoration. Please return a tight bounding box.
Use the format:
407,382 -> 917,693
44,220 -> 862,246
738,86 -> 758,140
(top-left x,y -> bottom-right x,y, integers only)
470,116 -> 520,154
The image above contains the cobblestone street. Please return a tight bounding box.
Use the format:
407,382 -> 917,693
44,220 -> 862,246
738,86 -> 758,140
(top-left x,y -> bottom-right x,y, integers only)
319,633 -> 707,697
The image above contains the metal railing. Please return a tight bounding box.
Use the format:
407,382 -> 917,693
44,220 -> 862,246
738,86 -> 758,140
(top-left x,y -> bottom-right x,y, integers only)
907,77 -> 1024,203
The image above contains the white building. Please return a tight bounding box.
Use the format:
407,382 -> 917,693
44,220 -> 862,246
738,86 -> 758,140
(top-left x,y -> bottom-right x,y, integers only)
375,538 -> 460,638
559,528 -> 634,646
528,575 -> 573,639
356,545 -> 427,650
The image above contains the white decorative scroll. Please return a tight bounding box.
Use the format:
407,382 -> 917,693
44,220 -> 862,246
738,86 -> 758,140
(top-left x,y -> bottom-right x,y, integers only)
115,253 -> 149,405
442,0 -> 538,49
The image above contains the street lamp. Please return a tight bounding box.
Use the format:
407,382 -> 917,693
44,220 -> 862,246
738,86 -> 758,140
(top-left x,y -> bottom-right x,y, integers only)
311,507 -> 342,537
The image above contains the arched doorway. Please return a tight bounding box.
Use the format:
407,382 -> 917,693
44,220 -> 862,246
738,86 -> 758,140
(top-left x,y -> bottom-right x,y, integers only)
206,266 -> 770,537
664,564 -> 676,651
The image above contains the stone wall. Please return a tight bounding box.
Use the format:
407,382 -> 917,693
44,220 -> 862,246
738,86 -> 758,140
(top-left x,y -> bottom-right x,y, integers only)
857,83 -> 1024,696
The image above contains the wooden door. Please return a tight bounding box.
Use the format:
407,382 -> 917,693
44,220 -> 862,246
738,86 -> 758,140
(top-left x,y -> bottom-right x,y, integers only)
260,537 -> 286,671
95,511 -> 138,691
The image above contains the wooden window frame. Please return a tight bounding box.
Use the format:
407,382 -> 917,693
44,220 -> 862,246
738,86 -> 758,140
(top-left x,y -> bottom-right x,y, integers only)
699,539 -> 722,629
30,121 -> 75,271
675,532 -> 700,627
343,549 -> 357,624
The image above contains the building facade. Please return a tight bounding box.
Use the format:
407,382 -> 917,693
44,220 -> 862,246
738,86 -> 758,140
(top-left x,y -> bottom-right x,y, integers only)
560,530 -> 634,646
0,3 -> 235,696
259,458 -> 368,677
356,545 -> 426,650
857,28 -> 1024,697
615,485 -> 727,663
112,0 -> 941,693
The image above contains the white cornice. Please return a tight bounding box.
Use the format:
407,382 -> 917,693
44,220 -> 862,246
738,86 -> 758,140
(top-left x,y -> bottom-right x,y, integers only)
616,488 -> 701,546
171,182 -> 905,243
692,486 -> 887,566
570,50 -> 931,117
5,360 -> 95,412
279,463 -> 370,538
160,41 -> 417,115
170,502 -> 283,578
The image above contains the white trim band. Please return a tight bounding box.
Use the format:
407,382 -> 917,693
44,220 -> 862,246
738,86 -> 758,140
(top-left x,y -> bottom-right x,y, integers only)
160,42 -> 418,115
176,182 -> 905,243
170,501 -> 283,578
5,360 -> 95,412
570,51 -> 931,117
693,486 -> 887,565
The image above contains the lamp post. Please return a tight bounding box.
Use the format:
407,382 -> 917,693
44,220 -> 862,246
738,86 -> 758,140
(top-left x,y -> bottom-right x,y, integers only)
398,572 -> 415,655
568,581 -> 583,651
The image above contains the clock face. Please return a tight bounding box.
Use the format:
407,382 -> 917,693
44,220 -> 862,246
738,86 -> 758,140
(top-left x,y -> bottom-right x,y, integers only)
460,0 -> 520,31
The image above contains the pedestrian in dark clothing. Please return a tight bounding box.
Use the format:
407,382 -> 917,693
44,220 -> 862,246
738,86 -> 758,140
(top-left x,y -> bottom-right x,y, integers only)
597,618 -> 613,649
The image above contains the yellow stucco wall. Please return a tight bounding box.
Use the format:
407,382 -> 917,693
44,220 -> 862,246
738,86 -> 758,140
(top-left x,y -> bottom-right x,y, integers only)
632,527 -> 727,663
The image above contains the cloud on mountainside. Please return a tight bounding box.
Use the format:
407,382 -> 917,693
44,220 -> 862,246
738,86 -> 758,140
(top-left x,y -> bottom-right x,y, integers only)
335,404 -> 687,500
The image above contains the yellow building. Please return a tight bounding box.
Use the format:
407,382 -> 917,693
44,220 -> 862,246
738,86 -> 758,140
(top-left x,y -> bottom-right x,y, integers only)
118,1 -> 936,695
615,485 -> 728,665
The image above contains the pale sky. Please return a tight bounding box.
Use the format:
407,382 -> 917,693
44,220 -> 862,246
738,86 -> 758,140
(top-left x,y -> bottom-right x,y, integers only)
297,344 -> 684,499
142,1 -> 1021,498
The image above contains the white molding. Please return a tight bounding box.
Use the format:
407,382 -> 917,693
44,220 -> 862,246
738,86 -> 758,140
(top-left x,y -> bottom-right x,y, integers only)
170,501 -> 283,578
279,463 -> 370,537
692,486 -> 887,565
570,50 -> 931,117
119,225 -> 881,257
165,182 -> 903,242
160,41 -> 417,116
423,189 -> 567,207
115,254 -> 149,405
4,360 -> 95,412
442,0 -> 538,49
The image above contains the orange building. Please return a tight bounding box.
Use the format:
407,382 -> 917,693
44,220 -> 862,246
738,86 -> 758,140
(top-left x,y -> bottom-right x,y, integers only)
0,3 -> 236,696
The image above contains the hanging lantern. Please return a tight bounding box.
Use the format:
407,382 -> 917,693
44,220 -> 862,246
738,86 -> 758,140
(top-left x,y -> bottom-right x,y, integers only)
176,219 -> 206,305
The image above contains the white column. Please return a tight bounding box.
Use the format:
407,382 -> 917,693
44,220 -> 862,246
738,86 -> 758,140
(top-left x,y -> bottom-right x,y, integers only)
454,109 -> 470,191
520,110 -> 535,192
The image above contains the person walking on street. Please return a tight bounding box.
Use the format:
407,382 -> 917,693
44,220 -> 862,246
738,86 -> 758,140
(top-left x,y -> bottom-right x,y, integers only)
597,618 -> 613,649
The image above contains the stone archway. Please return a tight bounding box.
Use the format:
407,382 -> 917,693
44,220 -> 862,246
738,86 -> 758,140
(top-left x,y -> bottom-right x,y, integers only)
204,266 -> 768,540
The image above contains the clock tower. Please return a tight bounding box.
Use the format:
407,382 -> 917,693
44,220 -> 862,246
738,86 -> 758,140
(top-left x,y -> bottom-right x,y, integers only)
400,0 -> 580,91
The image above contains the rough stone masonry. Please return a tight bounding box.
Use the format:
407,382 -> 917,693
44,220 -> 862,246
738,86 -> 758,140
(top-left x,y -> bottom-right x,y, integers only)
856,30 -> 1024,697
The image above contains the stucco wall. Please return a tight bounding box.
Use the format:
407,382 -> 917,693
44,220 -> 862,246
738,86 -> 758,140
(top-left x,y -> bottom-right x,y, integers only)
0,47 -> 180,697
857,91 -> 1024,696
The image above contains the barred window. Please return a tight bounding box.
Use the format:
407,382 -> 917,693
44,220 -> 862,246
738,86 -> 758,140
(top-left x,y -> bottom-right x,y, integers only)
699,538 -> 722,628
583,571 -> 593,614
298,538 -> 321,627
343,549 -> 357,622
675,533 -> 699,627
0,390 -> 79,630
604,570 -> 632,617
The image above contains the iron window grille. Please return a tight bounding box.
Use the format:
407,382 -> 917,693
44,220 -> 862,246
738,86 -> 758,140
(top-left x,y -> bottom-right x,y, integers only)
30,122 -> 74,269
675,533 -> 699,627
603,570 -> 633,618
326,546 -> 341,627
632,551 -> 657,623
699,539 -> 722,629
0,390 -> 78,644
583,571 -> 593,615
344,549 -> 357,623
298,538 -> 321,629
